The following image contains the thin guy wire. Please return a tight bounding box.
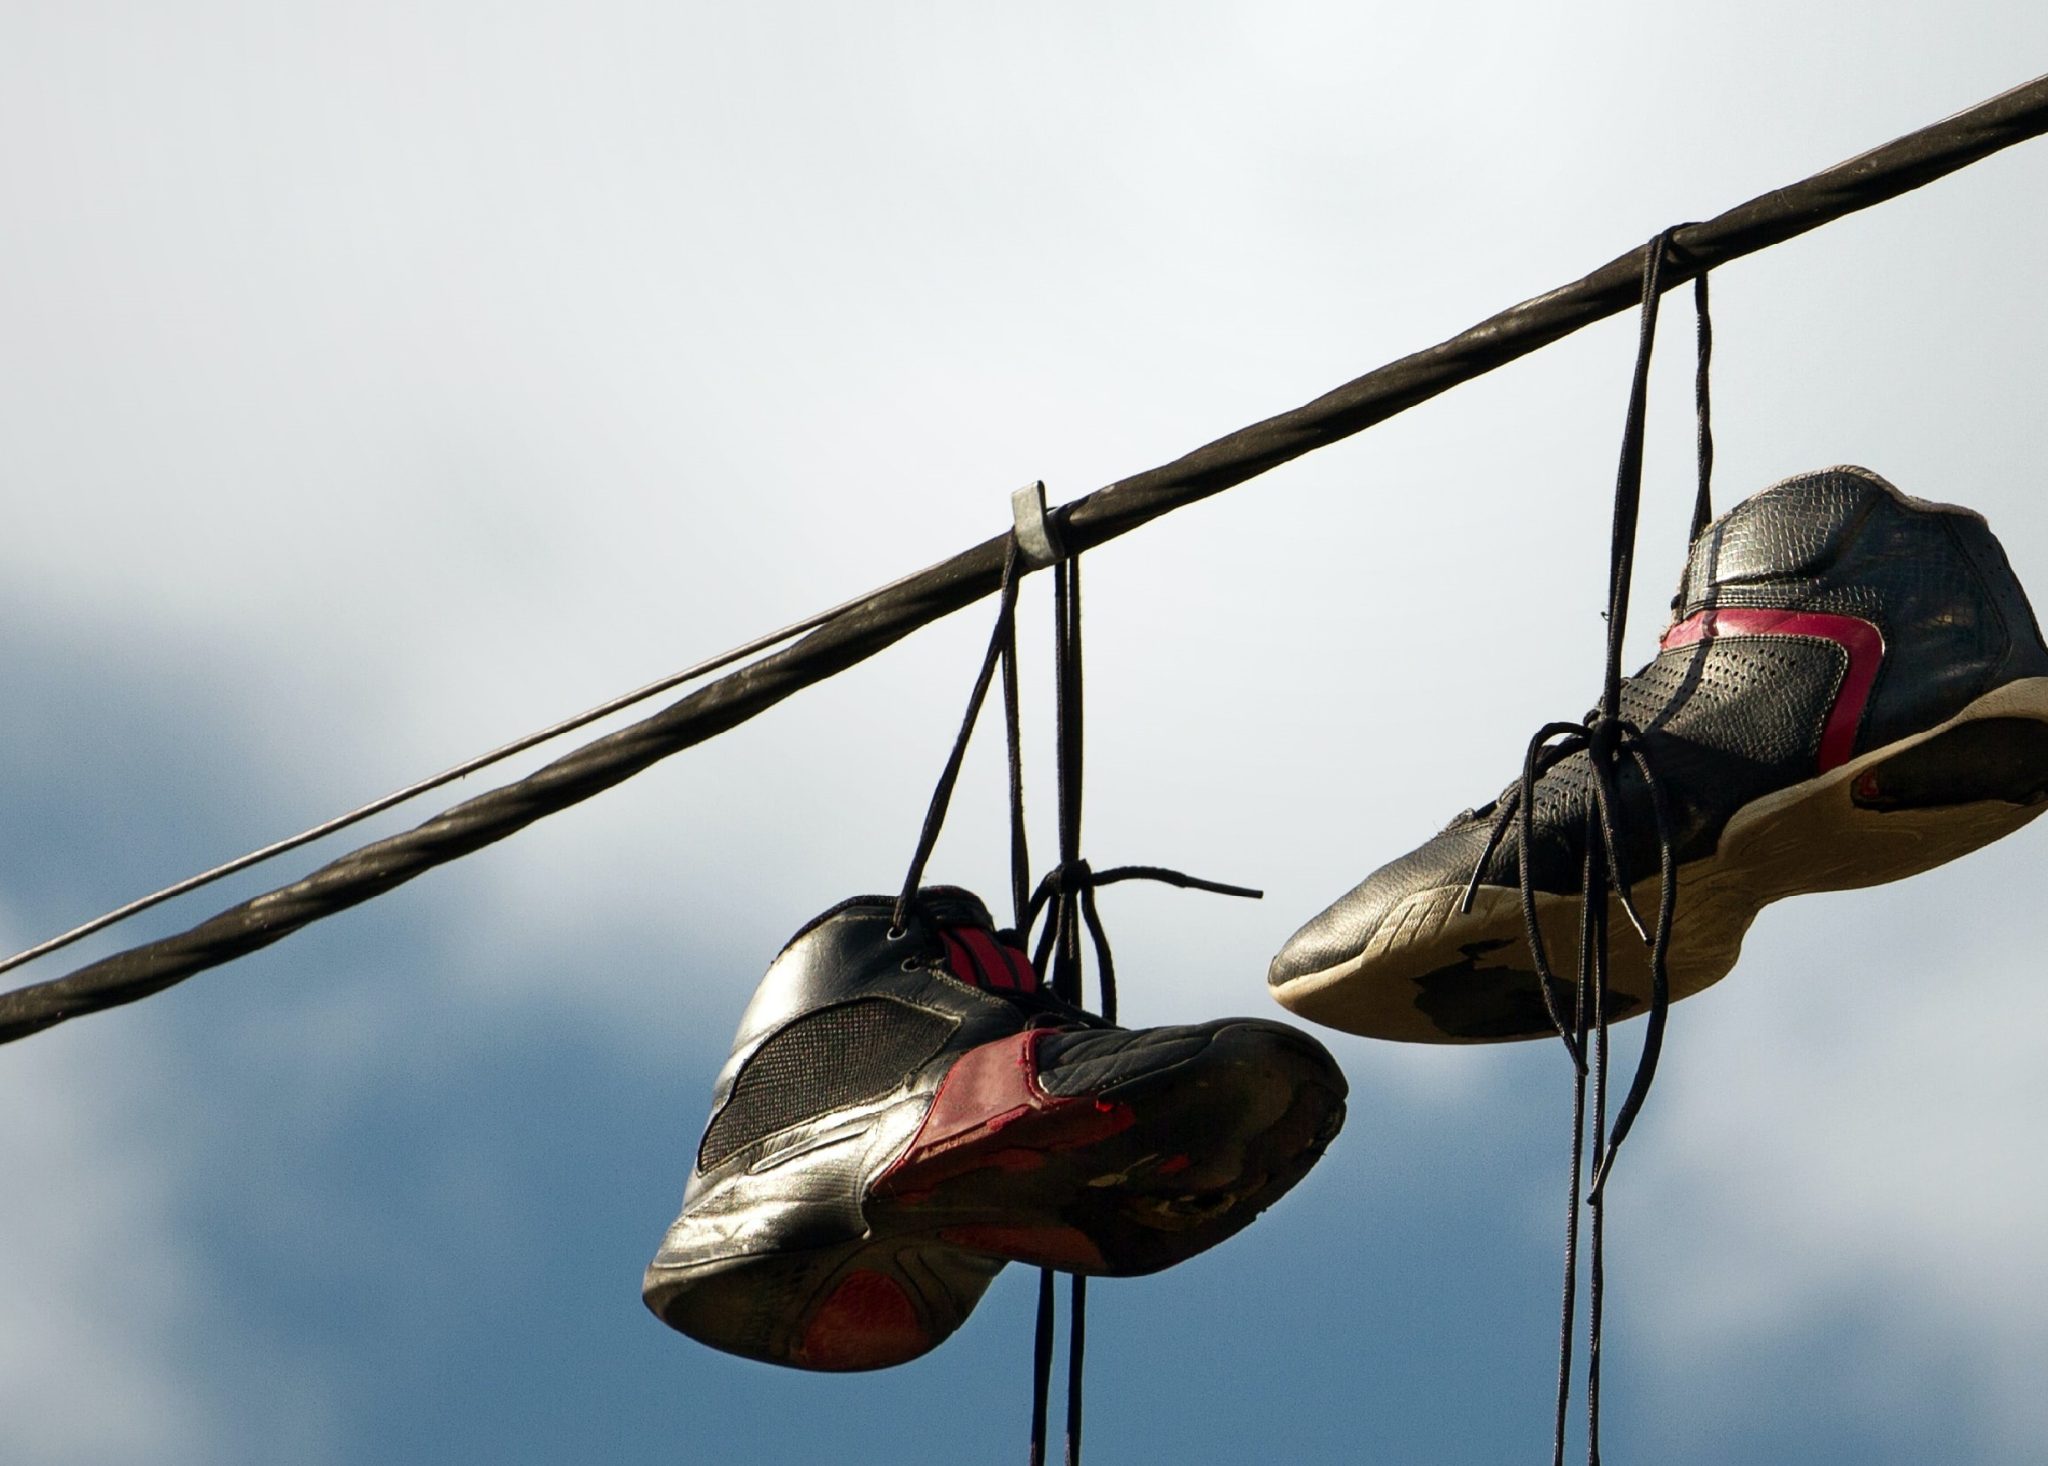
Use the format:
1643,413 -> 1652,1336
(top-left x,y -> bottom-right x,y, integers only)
0,550 -> 960,982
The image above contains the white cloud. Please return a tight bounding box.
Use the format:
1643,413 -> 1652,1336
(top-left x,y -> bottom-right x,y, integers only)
0,998 -> 214,1466
1618,837 -> 2048,1451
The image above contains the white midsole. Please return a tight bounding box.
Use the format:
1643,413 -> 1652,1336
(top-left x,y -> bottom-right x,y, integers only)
1273,676 -> 2048,1042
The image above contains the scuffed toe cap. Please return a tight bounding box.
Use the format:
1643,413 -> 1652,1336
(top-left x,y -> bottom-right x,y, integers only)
1270,815 -> 1509,989
1268,888 -> 1381,987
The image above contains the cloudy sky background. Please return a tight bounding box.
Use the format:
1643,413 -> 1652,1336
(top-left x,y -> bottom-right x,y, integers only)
5,4 -> 2048,1463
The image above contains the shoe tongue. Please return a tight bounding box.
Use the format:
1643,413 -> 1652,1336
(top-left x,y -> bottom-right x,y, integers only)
937,924 -> 1042,995
909,885 -> 1001,931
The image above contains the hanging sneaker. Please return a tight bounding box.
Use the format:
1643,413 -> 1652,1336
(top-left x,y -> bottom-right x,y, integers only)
1270,465 -> 2048,1043
645,886 -> 1347,1370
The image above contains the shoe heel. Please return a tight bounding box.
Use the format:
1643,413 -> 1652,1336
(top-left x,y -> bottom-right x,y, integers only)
643,1239 -> 1000,1372
1851,717 -> 2048,810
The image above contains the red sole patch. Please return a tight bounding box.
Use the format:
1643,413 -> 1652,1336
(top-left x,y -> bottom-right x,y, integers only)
796,1268 -> 929,1371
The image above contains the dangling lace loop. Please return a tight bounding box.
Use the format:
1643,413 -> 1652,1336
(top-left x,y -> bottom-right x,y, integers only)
1011,547 -> 1260,1464
877,513 -> 1063,1466
1031,551 -> 1092,1465
1501,226 -> 1714,1465
902,522 -> 1261,1465
1028,1270 -> 1057,1466
893,536 -> 1026,934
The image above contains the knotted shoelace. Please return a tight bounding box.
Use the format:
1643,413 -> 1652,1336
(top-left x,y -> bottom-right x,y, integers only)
896,532 -> 1255,1466
1458,229 -> 1712,1465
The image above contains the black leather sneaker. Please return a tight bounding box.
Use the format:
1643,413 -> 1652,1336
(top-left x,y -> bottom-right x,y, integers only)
646,887 -> 1347,1370
1270,466 -> 2048,1043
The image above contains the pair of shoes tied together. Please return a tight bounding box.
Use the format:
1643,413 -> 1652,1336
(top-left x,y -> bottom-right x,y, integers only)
1269,465 -> 2048,1043
646,887 -> 1347,1370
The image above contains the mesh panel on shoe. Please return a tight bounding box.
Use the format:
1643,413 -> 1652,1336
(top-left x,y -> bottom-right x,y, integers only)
699,998 -> 958,1172
1631,637 -> 1844,756
1475,636 -> 1851,888
1517,638 -> 1845,818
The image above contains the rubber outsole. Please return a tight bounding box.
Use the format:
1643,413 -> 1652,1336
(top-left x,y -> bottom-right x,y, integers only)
643,1022 -> 1347,1370
870,1021 -> 1346,1276
1272,677 -> 2048,1043
644,1228 -> 1004,1372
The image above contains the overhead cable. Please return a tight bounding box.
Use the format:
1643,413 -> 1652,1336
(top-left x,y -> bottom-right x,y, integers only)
2,71 -> 2045,1048
0,557 -> 958,985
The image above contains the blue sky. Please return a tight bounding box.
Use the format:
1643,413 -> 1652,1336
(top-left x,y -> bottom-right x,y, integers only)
5,5 -> 2048,1463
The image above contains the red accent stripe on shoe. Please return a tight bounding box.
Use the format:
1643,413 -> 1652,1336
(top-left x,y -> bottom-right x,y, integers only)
1661,608 -> 1885,772
939,926 -> 1041,993
871,1030 -> 1133,1202
999,942 -> 1039,992
956,928 -> 1012,989
939,932 -> 980,986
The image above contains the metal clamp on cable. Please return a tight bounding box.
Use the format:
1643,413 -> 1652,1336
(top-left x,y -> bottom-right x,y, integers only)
1010,480 -> 1065,569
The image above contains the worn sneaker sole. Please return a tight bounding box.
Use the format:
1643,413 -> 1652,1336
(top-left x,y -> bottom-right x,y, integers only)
643,1021 -> 1346,1370
870,1019 -> 1346,1275
1272,677 -> 2048,1043
643,1224 -> 1007,1372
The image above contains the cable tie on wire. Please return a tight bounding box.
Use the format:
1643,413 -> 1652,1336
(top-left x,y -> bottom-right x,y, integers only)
1011,481 -> 1066,569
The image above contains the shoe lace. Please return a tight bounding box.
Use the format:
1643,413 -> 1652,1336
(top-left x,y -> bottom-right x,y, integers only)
1022,860 -> 1260,1023
1021,554 -> 1256,1466
895,527 -> 1255,1466
1461,229 -> 1711,1464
